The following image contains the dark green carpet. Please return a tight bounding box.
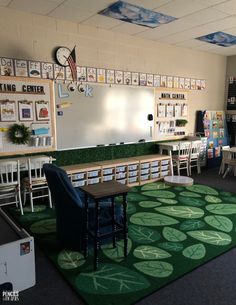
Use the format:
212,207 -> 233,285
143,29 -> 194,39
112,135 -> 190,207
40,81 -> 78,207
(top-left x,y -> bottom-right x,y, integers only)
8,182 -> 236,305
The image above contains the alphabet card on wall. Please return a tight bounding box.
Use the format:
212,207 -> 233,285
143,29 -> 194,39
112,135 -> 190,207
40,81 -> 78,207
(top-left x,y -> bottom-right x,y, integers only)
115,70 -> 123,85
154,75 -> 160,87
132,72 -> 139,86
14,60 -> 28,77
97,68 -> 106,83
54,64 -> 65,80
147,74 -> 154,87
0,58 -> 14,76
87,68 -> 97,82
28,61 -> 41,78
124,71 -> 131,85
41,62 -> 54,79
106,69 -> 115,84
77,67 -> 86,82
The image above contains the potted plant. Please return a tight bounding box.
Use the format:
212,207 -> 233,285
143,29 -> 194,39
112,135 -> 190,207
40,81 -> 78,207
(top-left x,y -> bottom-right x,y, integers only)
176,119 -> 188,127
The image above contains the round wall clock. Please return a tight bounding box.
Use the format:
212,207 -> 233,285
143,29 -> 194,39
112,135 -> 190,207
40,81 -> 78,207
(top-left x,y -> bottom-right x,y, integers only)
55,47 -> 71,67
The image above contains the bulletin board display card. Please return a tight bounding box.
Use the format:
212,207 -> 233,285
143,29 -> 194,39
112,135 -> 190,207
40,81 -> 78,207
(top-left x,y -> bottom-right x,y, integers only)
0,76 -> 56,156
55,83 -> 155,150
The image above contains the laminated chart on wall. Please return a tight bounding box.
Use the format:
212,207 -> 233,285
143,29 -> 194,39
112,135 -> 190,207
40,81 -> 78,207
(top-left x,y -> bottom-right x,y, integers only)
182,103 -> 188,117
175,103 -> 182,117
166,104 -> 174,117
157,103 -> 165,117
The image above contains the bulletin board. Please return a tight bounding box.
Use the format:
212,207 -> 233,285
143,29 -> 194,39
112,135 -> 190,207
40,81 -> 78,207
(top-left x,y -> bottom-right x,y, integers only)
55,83 -> 154,150
0,76 -> 56,156
154,88 -> 189,140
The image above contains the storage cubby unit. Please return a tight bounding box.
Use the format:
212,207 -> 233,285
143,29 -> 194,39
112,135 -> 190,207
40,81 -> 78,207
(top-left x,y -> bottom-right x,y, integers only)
62,155 -> 171,187
133,155 -> 170,185
62,163 -> 101,186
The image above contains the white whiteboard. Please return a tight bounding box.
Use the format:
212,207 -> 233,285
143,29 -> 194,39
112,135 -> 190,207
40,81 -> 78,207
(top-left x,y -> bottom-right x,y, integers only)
56,83 -> 154,149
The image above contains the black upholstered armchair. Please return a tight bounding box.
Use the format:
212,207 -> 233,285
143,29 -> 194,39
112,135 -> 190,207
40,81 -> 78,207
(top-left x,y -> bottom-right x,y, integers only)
43,163 -> 122,251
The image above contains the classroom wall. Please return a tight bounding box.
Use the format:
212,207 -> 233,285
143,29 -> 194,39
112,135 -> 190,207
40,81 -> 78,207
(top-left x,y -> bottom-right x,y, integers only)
0,7 -> 226,139
225,55 -> 236,104
226,55 -> 236,76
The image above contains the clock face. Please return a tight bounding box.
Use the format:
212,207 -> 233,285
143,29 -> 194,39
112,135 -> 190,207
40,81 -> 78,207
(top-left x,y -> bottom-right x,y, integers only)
55,47 -> 71,67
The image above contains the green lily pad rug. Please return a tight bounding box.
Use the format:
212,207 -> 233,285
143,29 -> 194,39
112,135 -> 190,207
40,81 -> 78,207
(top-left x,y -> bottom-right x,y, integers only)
7,183 -> 236,305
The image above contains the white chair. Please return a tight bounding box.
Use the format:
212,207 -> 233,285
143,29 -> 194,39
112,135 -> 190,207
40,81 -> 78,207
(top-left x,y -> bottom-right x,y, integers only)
222,150 -> 236,178
22,157 -> 52,212
0,160 -> 24,215
172,142 -> 191,176
219,146 -> 230,175
189,141 -> 201,176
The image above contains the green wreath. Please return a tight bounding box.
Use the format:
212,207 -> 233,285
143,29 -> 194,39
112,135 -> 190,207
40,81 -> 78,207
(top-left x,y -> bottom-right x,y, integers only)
8,124 -> 31,145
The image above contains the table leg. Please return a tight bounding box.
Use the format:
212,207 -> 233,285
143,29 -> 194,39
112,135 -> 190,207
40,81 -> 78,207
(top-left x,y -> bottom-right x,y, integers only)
123,194 -> 128,257
84,193 -> 88,259
94,200 -> 100,270
169,150 -> 174,176
111,196 -> 116,248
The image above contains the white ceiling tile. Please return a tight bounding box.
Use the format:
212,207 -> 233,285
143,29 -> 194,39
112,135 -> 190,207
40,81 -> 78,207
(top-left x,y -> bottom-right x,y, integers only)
159,24 -> 222,44
205,16 -> 236,31
9,0 -> 64,15
195,43 -> 225,51
224,26 -> 236,35
175,39 -> 209,48
81,14 -> 123,29
126,0 -> 173,9
214,0 -> 236,15
159,25 -> 216,44
110,22 -> 147,35
49,2 -> 93,22
60,0 -> 112,12
0,0 -> 11,7
182,7 -> 230,27
136,19 -> 193,40
155,0 -> 212,18
198,0 -> 228,5
158,34 -> 187,44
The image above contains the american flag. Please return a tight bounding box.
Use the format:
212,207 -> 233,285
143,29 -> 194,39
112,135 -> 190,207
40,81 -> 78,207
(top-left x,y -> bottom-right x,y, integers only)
67,46 -> 77,82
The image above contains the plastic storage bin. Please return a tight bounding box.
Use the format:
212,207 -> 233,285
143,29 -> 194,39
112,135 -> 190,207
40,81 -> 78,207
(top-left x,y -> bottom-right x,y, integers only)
128,164 -> 138,170
116,166 -> 126,173
88,177 -> 100,184
140,163 -> 150,169
103,175 -> 114,182
88,170 -> 99,178
103,168 -> 113,175
71,173 -> 85,180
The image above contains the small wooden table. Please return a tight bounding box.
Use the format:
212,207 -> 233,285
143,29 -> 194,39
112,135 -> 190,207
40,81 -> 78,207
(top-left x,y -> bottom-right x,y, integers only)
164,175 -> 194,186
80,180 -> 130,270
